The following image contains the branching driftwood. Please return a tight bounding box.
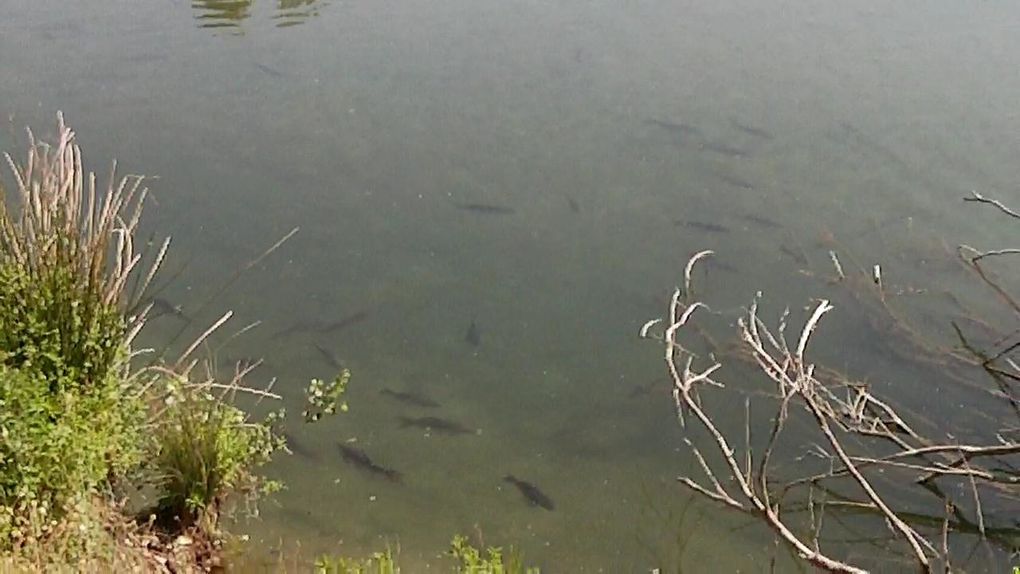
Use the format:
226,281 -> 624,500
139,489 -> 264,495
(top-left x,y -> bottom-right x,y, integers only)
641,192 -> 1020,572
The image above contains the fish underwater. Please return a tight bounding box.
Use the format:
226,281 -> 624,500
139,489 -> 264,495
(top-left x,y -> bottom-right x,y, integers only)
716,173 -> 756,191
465,318 -> 481,346
380,388 -> 440,408
730,118 -> 774,141
314,343 -> 345,370
698,141 -> 749,158
645,118 -> 703,141
565,194 -> 580,213
320,310 -> 370,334
675,220 -> 731,234
271,310 -> 369,339
143,297 -> 190,322
337,443 -> 402,482
741,214 -> 783,229
453,202 -> 516,215
283,432 -> 319,460
398,416 -> 473,436
503,475 -> 555,510
780,243 -> 809,266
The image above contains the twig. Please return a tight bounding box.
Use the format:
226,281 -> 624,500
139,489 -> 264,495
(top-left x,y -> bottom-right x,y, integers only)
964,191 -> 1020,220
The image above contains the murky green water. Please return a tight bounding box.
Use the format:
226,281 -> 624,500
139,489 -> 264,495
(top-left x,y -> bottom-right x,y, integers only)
3,0 -> 1019,570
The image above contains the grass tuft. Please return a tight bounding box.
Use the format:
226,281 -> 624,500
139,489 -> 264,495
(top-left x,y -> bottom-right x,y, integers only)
149,372 -> 284,534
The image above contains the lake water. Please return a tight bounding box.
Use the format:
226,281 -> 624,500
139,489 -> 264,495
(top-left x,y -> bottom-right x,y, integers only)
2,0 -> 1019,570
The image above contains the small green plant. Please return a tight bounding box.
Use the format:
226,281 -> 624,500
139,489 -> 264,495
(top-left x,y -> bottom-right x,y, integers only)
449,535 -> 538,574
314,546 -> 399,574
303,369 -> 351,423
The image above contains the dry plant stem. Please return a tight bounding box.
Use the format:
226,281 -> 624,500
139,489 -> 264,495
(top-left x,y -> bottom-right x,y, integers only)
744,300 -> 933,566
957,245 -> 1020,317
964,191 -> 1020,220
1,113 -> 162,323
161,226 -> 299,356
176,311 -> 234,370
650,252 -> 868,574
966,248 -> 1020,263
801,382 -> 932,566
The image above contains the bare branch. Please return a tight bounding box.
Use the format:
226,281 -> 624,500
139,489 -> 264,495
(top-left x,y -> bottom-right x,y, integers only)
964,191 -> 1020,220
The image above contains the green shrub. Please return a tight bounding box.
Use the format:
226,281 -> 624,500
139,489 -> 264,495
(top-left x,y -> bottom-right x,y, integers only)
150,376 -> 284,532
0,264 -> 126,391
0,114 -> 153,555
0,114 -> 309,569
0,364 -> 143,547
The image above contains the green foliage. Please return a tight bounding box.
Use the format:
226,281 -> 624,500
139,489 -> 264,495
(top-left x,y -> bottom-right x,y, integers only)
151,378 -> 285,531
0,364 -> 143,548
310,536 -> 537,574
0,264 -> 126,391
0,255 -> 142,550
0,115 -> 312,570
449,535 -> 538,574
303,369 -> 351,423
0,117 -> 153,556
314,547 -> 399,574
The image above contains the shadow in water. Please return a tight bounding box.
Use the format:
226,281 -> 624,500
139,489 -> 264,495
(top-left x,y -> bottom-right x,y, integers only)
192,0 -> 328,33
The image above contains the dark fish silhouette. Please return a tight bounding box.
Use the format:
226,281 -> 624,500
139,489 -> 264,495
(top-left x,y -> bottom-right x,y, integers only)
320,310 -> 370,334
699,141 -> 749,158
271,310 -> 369,339
314,343 -> 344,370
780,244 -> 808,266
337,443 -> 402,482
147,297 -> 190,322
628,381 -> 660,399
254,62 -> 285,78
675,220 -> 730,234
730,119 -> 774,141
565,194 -> 580,213
269,322 -> 309,339
716,173 -> 756,191
398,416 -> 473,436
380,388 -> 440,408
453,202 -> 516,215
742,214 -> 783,229
283,432 -> 318,460
645,118 -> 702,140
465,319 -> 481,346
504,475 -> 555,510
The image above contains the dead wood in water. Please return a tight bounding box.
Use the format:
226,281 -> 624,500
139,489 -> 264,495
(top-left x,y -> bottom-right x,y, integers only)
641,194 -> 1020,573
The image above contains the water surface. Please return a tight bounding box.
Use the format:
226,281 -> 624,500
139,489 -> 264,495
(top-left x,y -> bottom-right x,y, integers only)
2,0 -> 1019,570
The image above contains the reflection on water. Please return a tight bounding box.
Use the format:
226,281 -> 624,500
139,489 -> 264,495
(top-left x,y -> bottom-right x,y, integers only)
192,0 -> 327,32
192,0 -> 251,33
275,0 -> 327,28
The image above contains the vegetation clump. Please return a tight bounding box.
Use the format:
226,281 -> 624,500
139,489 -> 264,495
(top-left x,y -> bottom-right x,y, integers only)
0,115 -> 151,562
314,546 -> 398,574
448,534 -> 537,574
150,377 -> 285,534
312,536 -> 538,574
0,114 -> 289,571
